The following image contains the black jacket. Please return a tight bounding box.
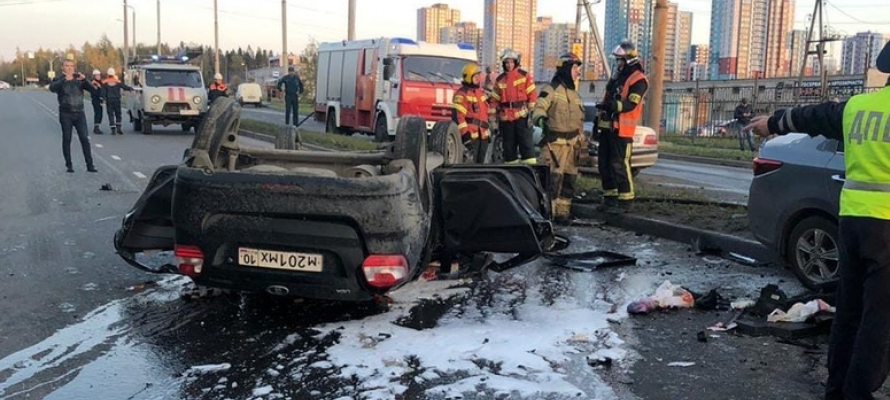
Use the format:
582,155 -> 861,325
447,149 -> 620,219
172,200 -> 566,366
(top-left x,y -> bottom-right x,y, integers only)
277,73 -> 303,96
101,78 -> 133,101
734,103 -> 754,124
768,101 -> 845,142
49,76 -> 96,113
600,63 -> 648,120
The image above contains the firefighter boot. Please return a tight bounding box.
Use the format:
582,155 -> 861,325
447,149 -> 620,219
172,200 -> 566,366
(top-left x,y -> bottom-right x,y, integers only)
93,125 -> 104,135
597,197 -> 619,213
110,126 -> 117,135
553,197 -> 574,225
618,199 -> 634,213
116,124 -> 123,135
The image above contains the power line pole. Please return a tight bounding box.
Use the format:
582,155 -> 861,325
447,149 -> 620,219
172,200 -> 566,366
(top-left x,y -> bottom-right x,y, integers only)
157,0 -> 161,54
795,0 -> 841,102
646,0 -> 668,131
348,0 -> 356,41
281,0 -> 288,79
123,0 -> 129,73
574,0 -> 610,79
214,0 -> 220,73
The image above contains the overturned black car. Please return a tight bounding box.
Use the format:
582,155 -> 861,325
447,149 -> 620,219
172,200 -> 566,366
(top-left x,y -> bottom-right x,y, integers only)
114,98 -> 559,302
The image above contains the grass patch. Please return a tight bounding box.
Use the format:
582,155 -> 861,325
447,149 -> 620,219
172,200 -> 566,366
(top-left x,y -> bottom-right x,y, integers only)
239,118 -> 378,152
659,142 -> 757,161
577,175 -> 710,202
266,97 -> 314,112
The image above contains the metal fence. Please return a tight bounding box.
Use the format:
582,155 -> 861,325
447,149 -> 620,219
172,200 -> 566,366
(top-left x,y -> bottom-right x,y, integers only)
662,85 -> 883,137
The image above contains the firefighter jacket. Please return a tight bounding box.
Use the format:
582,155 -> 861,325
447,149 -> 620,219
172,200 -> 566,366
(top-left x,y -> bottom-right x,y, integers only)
452,85 -> 490,140
767,87 -> 890,220
490,68 -> 537,121
100,77 -> 133,101
49,75 -> 94,113
598,63 -> 649,138
209,82 -> 228,103
532,82 -> 584,136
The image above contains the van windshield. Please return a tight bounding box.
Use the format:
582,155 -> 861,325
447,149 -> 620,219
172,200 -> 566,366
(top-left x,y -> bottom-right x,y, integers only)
402,56 -> 468,84
143,69 -> 203,88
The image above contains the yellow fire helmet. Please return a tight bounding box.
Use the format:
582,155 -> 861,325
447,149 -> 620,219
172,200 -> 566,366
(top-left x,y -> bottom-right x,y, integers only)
461,63 -> 482,84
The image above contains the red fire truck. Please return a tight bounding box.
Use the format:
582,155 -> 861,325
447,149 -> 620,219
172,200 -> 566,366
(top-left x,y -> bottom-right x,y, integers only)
315,37 -> 478,142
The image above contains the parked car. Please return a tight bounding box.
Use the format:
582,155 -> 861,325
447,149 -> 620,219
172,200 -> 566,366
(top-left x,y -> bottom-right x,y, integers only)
236,82 -> 263,107
0,81 -> 10,90
114,99 -> 557,302
747,133 -> 843,290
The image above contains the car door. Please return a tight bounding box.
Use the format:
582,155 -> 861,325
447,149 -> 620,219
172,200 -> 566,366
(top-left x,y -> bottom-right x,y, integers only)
824,138 -> 844,214
113,165 -> 177,273
432,164 -> 555,271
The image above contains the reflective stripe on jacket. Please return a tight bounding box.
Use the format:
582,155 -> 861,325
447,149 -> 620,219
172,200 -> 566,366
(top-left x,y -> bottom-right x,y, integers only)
452,85 -> 490,139
840,86 -> 890,219
532,83 -> 584,135
614,70 -> 647,138
490,69 -> 537,121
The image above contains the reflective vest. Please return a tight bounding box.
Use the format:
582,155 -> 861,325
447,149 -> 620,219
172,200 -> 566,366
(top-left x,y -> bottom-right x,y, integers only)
210,82 -> 227,92
490,69 -> 537,121
612,70 -> 647,138
840,87 -> 890,220
452,86 -> 490,140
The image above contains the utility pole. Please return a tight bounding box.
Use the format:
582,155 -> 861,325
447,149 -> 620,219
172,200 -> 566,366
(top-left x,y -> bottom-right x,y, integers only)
123,0 -> 129,73
574,0 -> 610,79
156,0 -> 161,54
796,0 -> 841,102
281,0 -> 288,78
214,0 -> 220,74
646,0 -> 667,131
348,0 -> 356,41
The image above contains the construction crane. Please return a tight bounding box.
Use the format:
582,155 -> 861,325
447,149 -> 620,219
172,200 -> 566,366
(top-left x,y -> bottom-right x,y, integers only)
574,0 -> 610,79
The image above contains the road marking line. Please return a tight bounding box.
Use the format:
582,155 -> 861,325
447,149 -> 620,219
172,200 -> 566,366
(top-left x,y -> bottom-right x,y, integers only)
96,144 -> 104,148
111,155 -> 121,161
133,172 -> 147,179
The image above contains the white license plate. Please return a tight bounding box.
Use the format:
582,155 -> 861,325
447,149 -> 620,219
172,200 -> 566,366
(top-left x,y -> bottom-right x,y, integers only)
238,247 -> 324,272
179,109 -> 199,115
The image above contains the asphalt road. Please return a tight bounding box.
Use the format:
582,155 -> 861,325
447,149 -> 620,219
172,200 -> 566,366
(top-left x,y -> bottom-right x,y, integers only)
639,158 -> 753,204
0,90 -> 804,400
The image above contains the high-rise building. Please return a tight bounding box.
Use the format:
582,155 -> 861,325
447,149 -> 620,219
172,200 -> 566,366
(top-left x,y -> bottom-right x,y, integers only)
664,3 -> 693,81
441,22 -> 484,62
842,31 -> 890,75
763,0 -> 794,77
417,3 -> 461,43
604,0 -> 656,68
708,0 -> 768,79
532,17 -> 608,81
483,0 -> 537,70
687,44 -> 709,80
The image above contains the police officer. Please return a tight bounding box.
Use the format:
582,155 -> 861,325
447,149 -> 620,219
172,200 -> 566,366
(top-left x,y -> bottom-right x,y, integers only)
101,67 -> 133,135
595,41 -> 649,213
452,63 -> 490,164
746,40 -> 890,400
89,69 -> 104,135
277,66 -> 304,126
490,49 -> 537,164
532,53 -> 585,224
209,73 -> 228,104
49,59 -> 97,173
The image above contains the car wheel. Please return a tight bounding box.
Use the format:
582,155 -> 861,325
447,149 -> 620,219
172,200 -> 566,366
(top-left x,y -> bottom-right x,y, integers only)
276,126 -> 297,150
394,116 -> 428,185
374,114 -> 391,142
141,118 -> 152,135
489,131 -> 504,164
786,215 -> 840,290
325,110 -> 337,134
429,120 -> 463,165
190,97 -> 241,169
631,168 -> 641,177
181,123 -> 191,132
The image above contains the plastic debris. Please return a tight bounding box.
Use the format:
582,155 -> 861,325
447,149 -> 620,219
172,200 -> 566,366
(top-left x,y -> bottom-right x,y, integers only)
627,281 -> 695,314
767,299 -> 835,323
184,363 -> 232,375
731,299 -> 756,310
668,361 -> 696,367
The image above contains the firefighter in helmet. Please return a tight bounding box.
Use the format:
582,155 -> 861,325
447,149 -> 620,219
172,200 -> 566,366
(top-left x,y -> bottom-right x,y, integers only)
452,63 -> 491,163
209,73 -> 228,104
490,49 -> 537,164
532,53 -> 586,224
90,69 -> 104,135
101,67 -> 134,135
594,40 -> 649,213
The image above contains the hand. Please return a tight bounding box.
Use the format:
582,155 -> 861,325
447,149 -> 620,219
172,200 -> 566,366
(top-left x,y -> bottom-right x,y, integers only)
75,73 -> 86,81
595,101 -> 613,112
745,115 -> 772,137
534,116 -> 549,129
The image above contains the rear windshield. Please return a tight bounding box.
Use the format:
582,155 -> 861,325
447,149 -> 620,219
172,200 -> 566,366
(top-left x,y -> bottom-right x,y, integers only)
143,69 -> 203,88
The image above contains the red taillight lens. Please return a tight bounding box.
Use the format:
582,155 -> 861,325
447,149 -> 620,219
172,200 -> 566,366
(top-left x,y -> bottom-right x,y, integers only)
174,244 -> 204,277
752,157 -> 783,176
643,134 -> 658,145
362,255 -> 409,289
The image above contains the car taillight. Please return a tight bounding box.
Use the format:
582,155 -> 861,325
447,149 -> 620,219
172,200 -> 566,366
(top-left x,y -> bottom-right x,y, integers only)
752,157 -> 783,176
174,244 -> 204,277
361,255 -> 408,289
643,134 -> 658,145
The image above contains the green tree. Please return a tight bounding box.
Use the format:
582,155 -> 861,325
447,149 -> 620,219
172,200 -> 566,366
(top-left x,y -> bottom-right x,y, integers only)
298,40 -> 318,100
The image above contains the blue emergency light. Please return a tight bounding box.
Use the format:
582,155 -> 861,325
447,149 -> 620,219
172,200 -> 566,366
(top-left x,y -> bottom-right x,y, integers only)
457,43 -> 475,50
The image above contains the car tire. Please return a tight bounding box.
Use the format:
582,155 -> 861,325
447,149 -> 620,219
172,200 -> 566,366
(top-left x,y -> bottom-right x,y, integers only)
276,125 -> 297,150
429,120 -> 463,166
394,116 -> 428,187
786,215 -> 840,290
191,97 -> 241,169
489,131 -> 504,164
631,168 -> 641,177
181,123 -> 191,132
325,110 -> 337,134
374,114 -> 391,143
141,118 -> 152,135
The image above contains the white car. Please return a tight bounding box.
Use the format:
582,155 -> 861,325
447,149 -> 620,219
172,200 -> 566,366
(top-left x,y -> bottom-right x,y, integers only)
235,83 -> 263,107
0,81 -> 10,90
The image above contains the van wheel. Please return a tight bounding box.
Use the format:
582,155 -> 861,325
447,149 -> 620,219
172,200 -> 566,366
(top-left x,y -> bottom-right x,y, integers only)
141,119 -> 153,135
181,123 -> 191,132
133,114 -> 143,132
631,168 -> 641,177
325,111 -> 337,134
429,120 -> 463,165
374,115 -> 390,142
786,215 -> 840,290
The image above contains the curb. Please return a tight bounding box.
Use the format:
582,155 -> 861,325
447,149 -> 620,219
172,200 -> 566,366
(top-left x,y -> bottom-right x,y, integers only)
572,203 -> 778,264
659,152 -> 752,169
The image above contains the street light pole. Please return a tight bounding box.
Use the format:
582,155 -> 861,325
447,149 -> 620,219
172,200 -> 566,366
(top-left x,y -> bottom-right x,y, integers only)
214,0 -> 220,73
156,0 -> 161,54
281,0 -> 287,79
123,0 -> 129,73
127,5 -> 136,59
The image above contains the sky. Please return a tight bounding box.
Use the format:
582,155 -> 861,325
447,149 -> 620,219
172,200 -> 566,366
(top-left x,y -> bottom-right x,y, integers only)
1,0 -> 890,62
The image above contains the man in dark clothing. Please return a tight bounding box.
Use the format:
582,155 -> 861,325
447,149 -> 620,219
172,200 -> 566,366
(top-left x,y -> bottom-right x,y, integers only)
277,66 -> 304,126
101,67 -> 133,135
208,73 -> 228,104
90,69 -> 104,135
49,59 -> 97,173
594,41 -> 649,213
746,39 -> 890,400
734,98 -> 755,151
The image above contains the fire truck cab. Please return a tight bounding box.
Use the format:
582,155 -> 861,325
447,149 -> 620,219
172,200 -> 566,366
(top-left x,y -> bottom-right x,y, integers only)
315,37 -> 477,142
